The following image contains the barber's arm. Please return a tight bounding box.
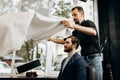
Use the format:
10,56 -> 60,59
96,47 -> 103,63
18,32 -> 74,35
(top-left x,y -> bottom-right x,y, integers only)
61,20 -> 96,36
48,38 -> 64,44
74,24 -> 96,36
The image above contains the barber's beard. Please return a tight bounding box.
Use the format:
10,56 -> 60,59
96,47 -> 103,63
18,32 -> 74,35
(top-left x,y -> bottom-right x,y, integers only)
74,19 -> 80,24
64,47 -> 73,52
74,20 -> 80,24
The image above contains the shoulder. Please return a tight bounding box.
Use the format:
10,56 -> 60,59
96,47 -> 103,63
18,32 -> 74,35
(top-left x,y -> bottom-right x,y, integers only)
81,20 -> 97,30
72,53 -> 84,61
82,20 -> 95,26
73,53 -> 87,67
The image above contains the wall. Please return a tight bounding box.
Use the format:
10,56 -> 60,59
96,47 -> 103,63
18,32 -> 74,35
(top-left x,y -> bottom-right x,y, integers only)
98,0 -> 120,80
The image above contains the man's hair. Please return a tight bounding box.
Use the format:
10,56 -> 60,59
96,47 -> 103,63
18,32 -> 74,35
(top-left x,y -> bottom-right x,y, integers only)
65,36 -> 80,49
71,6 -> 84,17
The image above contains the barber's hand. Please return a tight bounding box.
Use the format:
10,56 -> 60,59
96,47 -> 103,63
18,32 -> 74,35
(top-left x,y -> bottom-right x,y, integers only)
48,38 -> 51,41
61,20 -> 75,29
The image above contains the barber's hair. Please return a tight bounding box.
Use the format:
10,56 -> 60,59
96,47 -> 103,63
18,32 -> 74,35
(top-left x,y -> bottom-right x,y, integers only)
65,36 -> 80,49
71,6 -> 84,17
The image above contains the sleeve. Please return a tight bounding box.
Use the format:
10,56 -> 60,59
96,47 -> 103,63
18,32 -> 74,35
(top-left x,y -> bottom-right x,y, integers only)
86,20 -> 97,31
74,57 -> 87,80
72,30 -> 79,38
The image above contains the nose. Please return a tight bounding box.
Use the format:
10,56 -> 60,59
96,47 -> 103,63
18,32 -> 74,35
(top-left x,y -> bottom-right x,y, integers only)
64,43 -> 66,46
72,16 -> 76,19
64,43 -> 67,47
73,17 -> 77,21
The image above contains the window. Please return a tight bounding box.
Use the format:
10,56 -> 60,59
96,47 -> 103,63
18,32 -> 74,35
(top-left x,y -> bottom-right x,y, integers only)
0,0 -> 98,77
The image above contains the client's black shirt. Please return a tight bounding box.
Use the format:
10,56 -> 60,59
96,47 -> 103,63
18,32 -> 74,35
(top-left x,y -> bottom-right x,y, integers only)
72,20 -> 100,56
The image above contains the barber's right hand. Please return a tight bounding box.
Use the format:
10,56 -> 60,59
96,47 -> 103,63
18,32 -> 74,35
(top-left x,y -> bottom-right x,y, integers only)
61,20 -> 75,29
48,38 -> 51,41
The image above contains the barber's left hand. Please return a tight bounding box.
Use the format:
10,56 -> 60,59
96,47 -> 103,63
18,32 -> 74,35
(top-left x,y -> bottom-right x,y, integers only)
61,20 -> 75,29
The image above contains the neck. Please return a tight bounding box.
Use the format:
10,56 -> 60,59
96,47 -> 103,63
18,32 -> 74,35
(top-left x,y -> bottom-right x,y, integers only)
68,49 -> 76,57
79,18 -> 84,24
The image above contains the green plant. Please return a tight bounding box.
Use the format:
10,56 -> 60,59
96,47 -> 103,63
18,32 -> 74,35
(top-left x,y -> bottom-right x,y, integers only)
52,0 -> 72,18
16,39 -> 34,61
100,37 -> 108,53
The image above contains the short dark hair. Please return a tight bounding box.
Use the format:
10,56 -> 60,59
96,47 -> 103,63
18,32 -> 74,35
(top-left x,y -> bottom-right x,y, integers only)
71,6 -> 84,17
65,36 -> 80,49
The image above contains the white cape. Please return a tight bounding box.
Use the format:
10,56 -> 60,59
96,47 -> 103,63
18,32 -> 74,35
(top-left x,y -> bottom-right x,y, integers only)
0,12 -> 65,56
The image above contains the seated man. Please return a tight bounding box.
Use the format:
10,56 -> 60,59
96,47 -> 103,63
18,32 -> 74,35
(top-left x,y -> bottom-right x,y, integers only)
57,36 -> 86,80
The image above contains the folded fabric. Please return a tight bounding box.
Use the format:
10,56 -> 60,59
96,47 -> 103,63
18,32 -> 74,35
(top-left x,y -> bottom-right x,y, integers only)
0,12 -> 65,56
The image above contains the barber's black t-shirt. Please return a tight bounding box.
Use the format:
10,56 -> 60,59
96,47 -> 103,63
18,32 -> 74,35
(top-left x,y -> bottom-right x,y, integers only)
72,20 -> 100,56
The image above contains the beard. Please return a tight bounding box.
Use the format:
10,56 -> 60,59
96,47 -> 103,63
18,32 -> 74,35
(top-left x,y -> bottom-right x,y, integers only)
64,47 -> 72,52
74,20 -> 80,24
